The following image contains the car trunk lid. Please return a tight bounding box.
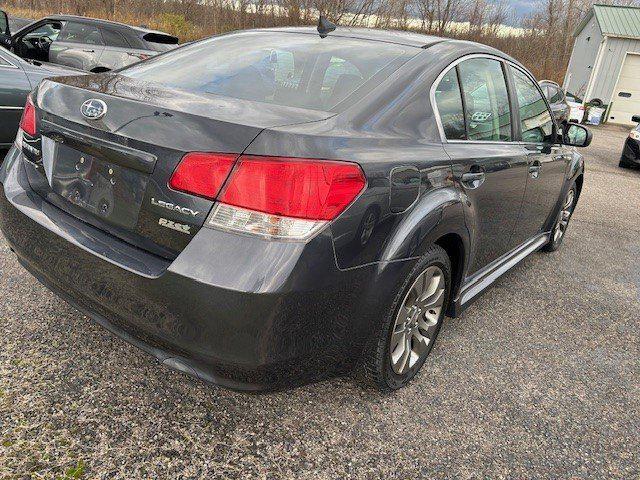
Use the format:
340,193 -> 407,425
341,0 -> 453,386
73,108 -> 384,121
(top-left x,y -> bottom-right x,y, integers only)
22,74 -> 331,258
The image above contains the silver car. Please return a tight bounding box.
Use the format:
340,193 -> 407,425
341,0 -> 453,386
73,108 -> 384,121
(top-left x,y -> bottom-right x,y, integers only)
0,13 -> 178,72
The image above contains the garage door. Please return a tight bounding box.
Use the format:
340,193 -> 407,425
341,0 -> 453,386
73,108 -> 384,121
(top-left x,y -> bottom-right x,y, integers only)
608,53 -> 640,126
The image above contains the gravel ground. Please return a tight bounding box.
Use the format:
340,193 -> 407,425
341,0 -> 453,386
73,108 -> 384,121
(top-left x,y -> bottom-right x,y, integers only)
1,125 -> 638,479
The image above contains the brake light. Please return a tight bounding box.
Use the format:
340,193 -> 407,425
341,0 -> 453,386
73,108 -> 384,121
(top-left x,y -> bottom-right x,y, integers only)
208,155 -> 366,240
169,152 -> 237,199
19,97 -> 36,137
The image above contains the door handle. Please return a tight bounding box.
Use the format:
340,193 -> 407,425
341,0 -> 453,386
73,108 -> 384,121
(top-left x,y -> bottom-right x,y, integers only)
529,160 -> 542,179
82,49 -> 95,53
461,170 -> 486,189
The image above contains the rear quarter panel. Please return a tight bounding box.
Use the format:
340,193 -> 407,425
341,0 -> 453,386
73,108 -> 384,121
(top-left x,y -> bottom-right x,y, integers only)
245,43 -> 478,273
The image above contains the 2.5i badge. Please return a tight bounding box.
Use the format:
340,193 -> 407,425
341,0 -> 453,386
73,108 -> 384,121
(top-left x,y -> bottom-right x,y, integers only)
158,218 -> 191,234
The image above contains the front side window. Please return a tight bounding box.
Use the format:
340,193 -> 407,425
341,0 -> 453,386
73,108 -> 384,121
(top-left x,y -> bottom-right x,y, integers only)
511,67 -> 554,143
58,22 -> 104,45
22,22 -> 64,42
458,58 -> 512,142
121,32 -> 417,112
434,68 -> 465,140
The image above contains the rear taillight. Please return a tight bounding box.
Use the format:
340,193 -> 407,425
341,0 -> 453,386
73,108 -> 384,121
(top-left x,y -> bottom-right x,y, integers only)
208,155 -> 366,240
169,152 -> 237,199
19,97 -> 36,137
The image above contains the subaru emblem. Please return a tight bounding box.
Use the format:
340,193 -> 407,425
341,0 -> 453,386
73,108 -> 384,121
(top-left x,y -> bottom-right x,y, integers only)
80,99 -> 107,120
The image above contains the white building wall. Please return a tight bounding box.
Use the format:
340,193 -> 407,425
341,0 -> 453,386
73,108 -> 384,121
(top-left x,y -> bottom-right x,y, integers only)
590,36 -> 640,103
563,15 -> 602,98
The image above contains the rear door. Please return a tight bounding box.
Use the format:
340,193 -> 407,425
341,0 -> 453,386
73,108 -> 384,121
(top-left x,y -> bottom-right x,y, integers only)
50,21 -> 105,71
98,27 -> 147,70
509,65 -> 568,243
436,56 -> 529,275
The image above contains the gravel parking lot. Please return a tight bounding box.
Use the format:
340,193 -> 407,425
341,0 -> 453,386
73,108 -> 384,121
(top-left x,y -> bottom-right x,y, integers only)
0,124 -> 638,479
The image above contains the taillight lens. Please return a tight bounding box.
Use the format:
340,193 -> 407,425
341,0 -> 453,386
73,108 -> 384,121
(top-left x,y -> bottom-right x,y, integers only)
219,156 -> 366,221
169,152 -> 237,199
208,155 -> 366,240
19,96 -> 36,137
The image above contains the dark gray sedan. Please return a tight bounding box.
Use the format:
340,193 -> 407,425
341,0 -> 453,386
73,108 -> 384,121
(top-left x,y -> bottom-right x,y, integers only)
0,47 -> 77,148
0,25 -> 592,392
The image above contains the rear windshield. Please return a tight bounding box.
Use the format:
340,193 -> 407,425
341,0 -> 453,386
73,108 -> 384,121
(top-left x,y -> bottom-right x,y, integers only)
121,31 -> 417,112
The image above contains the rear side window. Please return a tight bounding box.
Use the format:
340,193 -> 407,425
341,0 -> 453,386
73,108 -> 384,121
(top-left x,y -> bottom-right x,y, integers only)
122,32 -> 417,112
58,22 -> 104,45
101,29 -> 130,48
458,58 -> 512,142
511,67 -> 554,143
434,69 -> 466,140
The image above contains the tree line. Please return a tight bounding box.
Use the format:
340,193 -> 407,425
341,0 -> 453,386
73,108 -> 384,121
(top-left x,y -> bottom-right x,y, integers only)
5,0 -> 640,85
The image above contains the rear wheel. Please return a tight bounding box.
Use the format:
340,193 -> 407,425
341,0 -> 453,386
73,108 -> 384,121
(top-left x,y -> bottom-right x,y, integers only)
543,184 -> 576,252
360,246 -> 451,391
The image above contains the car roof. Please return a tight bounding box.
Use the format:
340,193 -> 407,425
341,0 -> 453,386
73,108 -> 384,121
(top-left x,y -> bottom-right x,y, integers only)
257,26 -> 444,48
42,14 -> 171,36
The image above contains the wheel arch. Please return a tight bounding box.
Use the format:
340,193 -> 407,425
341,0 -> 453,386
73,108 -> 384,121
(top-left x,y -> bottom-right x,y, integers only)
575,173 -> 584,201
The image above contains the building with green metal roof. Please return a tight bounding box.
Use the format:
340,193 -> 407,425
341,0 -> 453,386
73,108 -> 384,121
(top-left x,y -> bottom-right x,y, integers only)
563,4 -> 640,125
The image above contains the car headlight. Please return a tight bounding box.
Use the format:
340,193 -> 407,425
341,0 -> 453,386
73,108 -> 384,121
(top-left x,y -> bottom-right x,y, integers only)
630,130 -> 640,141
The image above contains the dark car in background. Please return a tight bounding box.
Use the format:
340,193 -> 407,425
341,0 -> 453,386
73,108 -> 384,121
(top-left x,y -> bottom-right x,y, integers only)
0,46 -> 78,149
539,80 -> 570,126
0,11 -> 178,72
620,114 -> 640,169
0,27 -> 592,391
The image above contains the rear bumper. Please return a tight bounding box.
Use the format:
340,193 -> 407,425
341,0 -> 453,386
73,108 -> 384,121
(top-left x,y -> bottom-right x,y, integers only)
0,147 -> 380,391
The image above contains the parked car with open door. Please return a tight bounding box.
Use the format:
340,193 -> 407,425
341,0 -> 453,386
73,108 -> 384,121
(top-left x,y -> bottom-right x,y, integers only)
0,11 -> 178,72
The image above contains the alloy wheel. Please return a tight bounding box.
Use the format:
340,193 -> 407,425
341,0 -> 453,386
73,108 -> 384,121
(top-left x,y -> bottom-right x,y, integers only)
553,189 -> 575,242
390,266 -> 446,375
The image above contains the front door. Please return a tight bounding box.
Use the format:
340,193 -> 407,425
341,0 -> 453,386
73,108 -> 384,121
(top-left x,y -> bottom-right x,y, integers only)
435,57 -> 529,276
508,65 -> 569,242
13,20 -> 64,63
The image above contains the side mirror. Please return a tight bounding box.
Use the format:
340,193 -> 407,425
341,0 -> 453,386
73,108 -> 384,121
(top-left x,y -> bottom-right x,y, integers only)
632,115 -> 640,123
563,123 -> 592,148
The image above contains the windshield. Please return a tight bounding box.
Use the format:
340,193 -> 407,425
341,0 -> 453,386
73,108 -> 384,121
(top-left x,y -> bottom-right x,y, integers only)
121,31 -> 417,112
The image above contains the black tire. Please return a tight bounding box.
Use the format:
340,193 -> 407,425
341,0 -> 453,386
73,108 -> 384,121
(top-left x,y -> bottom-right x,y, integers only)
543,183 -> 577,253
359,245 -> 452,391
619,158 -> 632,169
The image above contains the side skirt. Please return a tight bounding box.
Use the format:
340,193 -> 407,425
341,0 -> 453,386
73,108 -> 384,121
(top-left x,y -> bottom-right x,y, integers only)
450,232 -> 550,317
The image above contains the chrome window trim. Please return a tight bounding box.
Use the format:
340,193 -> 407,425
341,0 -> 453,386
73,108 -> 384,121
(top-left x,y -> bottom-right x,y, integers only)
430,53 -> 550,145
0,106 -> 23,110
